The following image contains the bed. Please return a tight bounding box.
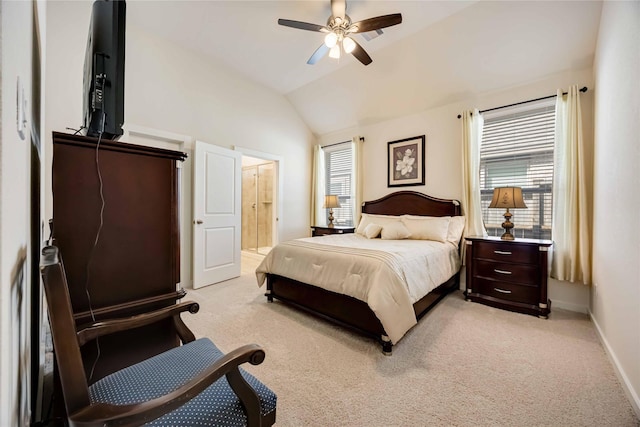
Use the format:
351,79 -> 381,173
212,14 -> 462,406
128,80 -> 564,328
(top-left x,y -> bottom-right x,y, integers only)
256,191 -> 463,354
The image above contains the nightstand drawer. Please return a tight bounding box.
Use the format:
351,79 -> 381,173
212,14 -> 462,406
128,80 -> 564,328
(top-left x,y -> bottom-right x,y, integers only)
473,260 -> 538,286
474,278 -> 538,305
474,241 -> 538,265
312,228 -> 334,236
311,226 -> 355,237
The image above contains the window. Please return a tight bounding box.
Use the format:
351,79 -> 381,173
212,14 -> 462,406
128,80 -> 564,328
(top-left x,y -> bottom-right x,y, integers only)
480,100 -> 555,240
324,143 -> 353,226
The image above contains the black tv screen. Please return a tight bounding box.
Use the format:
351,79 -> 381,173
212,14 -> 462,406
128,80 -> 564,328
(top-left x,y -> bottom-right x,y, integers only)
83,0 -> 126,139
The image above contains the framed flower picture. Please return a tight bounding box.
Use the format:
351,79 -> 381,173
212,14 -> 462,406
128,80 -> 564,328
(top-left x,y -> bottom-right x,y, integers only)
387,135 -> 425,187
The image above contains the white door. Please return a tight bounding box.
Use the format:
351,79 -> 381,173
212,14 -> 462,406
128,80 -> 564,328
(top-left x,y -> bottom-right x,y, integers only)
193,141 -> 241,288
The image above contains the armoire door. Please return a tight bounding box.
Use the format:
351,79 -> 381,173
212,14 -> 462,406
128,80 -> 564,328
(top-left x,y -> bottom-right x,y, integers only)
51,131 -> 187,382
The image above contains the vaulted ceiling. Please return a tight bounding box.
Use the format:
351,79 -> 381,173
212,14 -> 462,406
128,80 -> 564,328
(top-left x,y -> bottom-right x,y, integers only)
128,1 -> 602,136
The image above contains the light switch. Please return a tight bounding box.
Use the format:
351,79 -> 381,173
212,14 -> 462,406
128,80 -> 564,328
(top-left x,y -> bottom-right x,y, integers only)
16,76 -> 27,140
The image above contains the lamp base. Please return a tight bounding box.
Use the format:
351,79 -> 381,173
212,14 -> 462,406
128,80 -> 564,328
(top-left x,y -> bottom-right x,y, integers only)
500,231 -> 515,240
500,209 -> 515,240
327,209 -> 335,228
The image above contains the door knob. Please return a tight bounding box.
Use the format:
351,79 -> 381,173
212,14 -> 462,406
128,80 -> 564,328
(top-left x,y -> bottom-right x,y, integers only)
195,219 -> 203,224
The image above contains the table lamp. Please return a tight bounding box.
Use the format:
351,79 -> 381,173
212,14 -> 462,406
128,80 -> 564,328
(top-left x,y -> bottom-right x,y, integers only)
488,187 -> 527,240
323,195 -> 341,228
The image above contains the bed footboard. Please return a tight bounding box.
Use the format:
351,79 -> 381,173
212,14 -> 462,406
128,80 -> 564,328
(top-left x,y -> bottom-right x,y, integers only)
265,272 -> 460,354
266,274 -> 385,337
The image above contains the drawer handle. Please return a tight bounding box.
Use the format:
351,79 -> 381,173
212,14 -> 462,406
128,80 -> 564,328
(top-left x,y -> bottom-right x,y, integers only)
494,250 -> 512,255
494,288 -> 512,294
494,269 -> 512,275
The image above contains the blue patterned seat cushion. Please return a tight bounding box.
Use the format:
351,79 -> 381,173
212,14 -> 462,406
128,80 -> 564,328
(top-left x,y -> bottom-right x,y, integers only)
88,338 -> 277,426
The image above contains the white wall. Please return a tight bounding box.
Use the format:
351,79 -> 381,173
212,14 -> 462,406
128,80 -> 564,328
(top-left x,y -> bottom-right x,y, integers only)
319,68 -> 594,312
591,0 -> 640,416
0,2 -> 31,422
14,0 -> 638,421
45,2 -> 315,287
0,0 -> 46,424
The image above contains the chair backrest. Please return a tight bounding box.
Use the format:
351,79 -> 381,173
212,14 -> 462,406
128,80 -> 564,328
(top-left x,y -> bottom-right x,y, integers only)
41,245 -> 277,427
40,245 -> 92,415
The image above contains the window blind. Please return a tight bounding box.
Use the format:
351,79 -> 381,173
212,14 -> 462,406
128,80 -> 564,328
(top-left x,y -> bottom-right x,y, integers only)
480,100 -> 556,239
325,143 -> 353,226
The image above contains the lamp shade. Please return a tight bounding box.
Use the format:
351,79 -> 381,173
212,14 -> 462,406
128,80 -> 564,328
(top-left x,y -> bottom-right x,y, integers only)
488,187 -> 528,209
329,44 -> 341,59
323,195 -> 341,209
343,36 -> 356,53
324,32 -> 338,48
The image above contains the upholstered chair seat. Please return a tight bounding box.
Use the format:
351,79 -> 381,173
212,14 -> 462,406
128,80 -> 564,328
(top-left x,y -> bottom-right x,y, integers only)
89,338 -> 277,426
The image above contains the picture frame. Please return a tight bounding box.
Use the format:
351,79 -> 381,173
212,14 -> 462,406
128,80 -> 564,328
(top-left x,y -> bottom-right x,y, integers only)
387,135 -> 425,187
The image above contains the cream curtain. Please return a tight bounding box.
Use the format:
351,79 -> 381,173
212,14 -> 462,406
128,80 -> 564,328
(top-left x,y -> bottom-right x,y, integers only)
461,109 -> 487,257
351,136 -> 364,227
310,145 -> 326,227
551,86 -> 591,284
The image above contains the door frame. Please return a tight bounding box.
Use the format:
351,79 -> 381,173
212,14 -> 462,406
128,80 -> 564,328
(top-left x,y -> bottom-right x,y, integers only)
234,146 -> 283,249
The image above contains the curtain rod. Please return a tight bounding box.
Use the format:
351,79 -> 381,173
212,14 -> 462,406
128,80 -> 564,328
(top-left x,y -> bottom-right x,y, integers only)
456,86 -> 588,119
321,137 -> 364,149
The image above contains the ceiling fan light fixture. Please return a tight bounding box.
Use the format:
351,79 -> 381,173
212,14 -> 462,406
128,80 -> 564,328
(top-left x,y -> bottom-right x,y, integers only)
278,0 -> 402,66
324,32 -> 338,48
329,44 -> 341,59
342,36 -> 356,53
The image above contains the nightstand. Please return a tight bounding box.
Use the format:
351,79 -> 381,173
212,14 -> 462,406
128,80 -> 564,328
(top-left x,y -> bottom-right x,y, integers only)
311,226 -> 355,237
465,236 -> 553,318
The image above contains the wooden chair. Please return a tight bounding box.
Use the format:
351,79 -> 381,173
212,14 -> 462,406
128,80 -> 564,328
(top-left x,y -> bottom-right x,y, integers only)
40,245 -> 277,427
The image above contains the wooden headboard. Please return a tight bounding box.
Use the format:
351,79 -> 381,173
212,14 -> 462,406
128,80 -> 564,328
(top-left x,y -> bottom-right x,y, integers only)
361,191 -> 461,217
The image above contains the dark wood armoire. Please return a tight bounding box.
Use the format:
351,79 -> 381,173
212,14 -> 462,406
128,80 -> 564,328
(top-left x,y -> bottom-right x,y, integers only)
51,131 -> 187,383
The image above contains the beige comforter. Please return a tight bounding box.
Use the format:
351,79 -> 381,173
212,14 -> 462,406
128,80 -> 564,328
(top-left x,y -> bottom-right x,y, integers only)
256,234 -> 460,344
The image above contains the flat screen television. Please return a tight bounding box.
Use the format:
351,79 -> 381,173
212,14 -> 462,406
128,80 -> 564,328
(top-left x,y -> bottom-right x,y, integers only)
83,0 -> 126,140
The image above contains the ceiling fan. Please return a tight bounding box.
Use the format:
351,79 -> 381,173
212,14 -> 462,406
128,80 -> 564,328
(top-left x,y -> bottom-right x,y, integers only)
278,0 -> 402,66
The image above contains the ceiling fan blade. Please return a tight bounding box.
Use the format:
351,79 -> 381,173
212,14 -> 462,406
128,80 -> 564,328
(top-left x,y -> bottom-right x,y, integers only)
331,0 -> 346,19
278,19 -> 327,33
361,29 -> 384,42
307,44 -> 330,65
350,39 -> 372,66
350,14 -> 402,33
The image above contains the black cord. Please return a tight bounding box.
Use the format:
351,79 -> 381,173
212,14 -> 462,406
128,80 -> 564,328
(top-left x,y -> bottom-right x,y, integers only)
84,111 -> 106,381
65,126 -> 85,136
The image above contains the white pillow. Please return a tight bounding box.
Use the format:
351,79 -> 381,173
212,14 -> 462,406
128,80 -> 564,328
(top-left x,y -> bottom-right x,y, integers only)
401,215 -> 450,242
363,223 -> 382,239
356,213 -> 402,235
447,216 -> 466,246
380,221 -> 411,240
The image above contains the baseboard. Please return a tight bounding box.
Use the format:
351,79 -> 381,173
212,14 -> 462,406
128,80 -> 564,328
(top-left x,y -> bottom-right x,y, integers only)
551,299 -> 588,314
589,310 -> 640,419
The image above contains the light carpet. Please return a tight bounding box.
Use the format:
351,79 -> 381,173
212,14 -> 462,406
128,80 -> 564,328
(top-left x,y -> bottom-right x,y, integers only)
184,256 -> 639,427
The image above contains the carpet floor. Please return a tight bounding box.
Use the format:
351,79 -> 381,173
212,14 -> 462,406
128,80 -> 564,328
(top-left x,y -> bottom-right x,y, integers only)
184,256 -> 639,427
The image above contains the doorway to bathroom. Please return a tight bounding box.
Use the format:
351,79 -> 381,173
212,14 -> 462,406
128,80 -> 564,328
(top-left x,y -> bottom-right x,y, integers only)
241,156 -> 276,256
